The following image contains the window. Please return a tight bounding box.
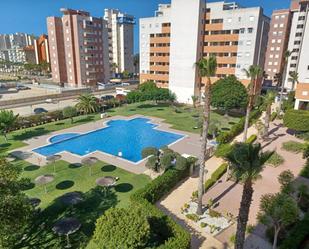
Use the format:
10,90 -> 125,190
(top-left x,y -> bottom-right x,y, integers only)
275,54 -> 279,58
268,61 -> 273,65
271,47 -> 275,51
248,28 -> 253,33
270,54 -> 274,58
298,16 -> 305,21
274,24 -> 278,28
272,39 -> 276,43
297,24 -> 304,29
273,31 -> 277,35
245,52 -> 250,57
296,32 -> 302,37
294,40 -> 301,45
246,40 -> 252,45
273,69 -> 277,73
275,15 -> 279,20
274,62 -> 278,66
249,16 -> 255,21
276,47 -> 280,51
279,23 -> 284,28
238,17 -> 241,22
291,56 -> 298,60
227,17 -> 232,23
278,31 -> 283,36
277,39 -> 282,43
240,28 -> 245,34
281,15 -> 286,18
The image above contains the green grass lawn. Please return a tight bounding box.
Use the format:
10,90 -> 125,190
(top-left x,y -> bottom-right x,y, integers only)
14,159 -> 150,248
107,102 -> 241,133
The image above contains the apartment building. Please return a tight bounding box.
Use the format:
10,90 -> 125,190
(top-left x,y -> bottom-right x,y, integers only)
0,46 -> 35,64
264,9 -> 292,84
104,9 -> 135,75
34,34 -> 50,64
285,0 -> 309,110
140,0 -> 270,103
47,8 -> 110,88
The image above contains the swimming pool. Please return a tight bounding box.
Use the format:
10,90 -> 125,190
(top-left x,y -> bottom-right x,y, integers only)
33,118 -> 184,163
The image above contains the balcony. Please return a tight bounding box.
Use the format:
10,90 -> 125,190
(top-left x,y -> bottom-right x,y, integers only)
150,46 -> 170,53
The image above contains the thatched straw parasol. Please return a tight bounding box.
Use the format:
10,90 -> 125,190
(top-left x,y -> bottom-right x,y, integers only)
81,157 -> 98,176
35,174 -> 55,193
46,154 -> 62,173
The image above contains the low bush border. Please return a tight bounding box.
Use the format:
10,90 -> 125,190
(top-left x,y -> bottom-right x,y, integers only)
130,168 -> 191,248
204,163 -> 228,192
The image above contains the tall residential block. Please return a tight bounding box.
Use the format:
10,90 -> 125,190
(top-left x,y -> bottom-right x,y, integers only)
265,0 -> 309,110
140,1 -> 270,103
285,0 -> 309,110
34,34 -> 50,64
104,9 -> 135,75
47,8 -> 110,88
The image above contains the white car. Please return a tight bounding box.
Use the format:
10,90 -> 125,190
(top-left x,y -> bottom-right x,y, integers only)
121,82 -> 130,86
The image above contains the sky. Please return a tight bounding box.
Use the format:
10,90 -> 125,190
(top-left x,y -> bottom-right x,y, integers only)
0,0 -> 291,53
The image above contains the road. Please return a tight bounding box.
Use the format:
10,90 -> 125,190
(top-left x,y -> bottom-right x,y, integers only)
3,85 -> 137,116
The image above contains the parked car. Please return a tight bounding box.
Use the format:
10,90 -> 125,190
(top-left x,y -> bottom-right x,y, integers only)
34,107 -> 48,114
121,82 -> 130,86
101,95 -> 115,101
16,85 -> 30,90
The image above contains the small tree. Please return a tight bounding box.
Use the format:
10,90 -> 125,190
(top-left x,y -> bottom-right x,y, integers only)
0,158 -> 33,248
93,207 -> 150,248
0,110 -> 19,142
262,91 -> 276,138
278,170 -> 294,194
211,75 -> 248,114
141,147 -> 159,159
258,193 -> 299,249
62,106 -> 77,124
160,153 -> 174,170
175,156 -> 188,171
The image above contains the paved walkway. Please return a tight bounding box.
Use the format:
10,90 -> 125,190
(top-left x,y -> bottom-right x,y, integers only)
157,119 -> 307,249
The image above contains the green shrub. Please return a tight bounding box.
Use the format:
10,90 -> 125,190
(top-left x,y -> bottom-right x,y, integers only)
175,156 -> 188,171
200,222 -> 207,228
145,155 -> 158,171
131,168 -> 189,204
230,234 -> 236,244
296,131 -> 309,141
204,163 -> 228,191
92,207 -> 150,248
214,143 -> 233,158
279,213 -> 309,249
208,209 -> 221,218
283,110 -> 309,132
142,147 -> 159,158
271,112 -> 277,121
281,141 -> 305,153
267,152 -> 285,167
246,224 -> 255,234
185,213 -> 199,222
160,153 -> 174,170
300,160 -> 309,179
246,134 -> 257,144
303,144 -> 309,159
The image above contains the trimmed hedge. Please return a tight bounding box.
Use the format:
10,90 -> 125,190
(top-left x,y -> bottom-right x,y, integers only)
279,213 -> 309,249
204,163 -> 228,191
300,160 -> 309,179
131,168 -> 189,204
216,109 -> 261,144
130,168 -> 191,248
284,110 -> 309,132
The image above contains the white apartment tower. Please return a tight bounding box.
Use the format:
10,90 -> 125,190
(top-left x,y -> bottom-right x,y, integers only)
283,0 -> 309,110
104,9 -> 135,75
140,0 -> 270,103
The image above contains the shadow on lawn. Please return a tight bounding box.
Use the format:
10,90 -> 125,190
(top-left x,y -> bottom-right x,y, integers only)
55,180 -> 74,190
16,187 -> 118,249
13,129 -> 49,141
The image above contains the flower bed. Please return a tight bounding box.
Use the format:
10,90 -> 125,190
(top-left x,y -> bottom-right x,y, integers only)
181,202 -> 234,236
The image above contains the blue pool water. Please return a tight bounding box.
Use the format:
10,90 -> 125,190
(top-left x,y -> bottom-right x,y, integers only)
49,133 -> 79,143
33,118 -> 184,163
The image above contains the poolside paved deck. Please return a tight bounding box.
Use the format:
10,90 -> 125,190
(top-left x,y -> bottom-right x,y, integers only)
10,115 -> 202,174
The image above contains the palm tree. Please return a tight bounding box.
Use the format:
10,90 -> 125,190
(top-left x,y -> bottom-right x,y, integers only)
226,143 -> 272,249
0,110 -> 19,142
288,71 -> 299,91
196,56 -> 217,215
76,93 -> 99,115
262,91 -> 276,138
279,50 -> 292,113
242,65 -> 263,142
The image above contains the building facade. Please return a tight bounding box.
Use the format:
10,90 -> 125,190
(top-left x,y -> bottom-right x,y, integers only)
34,34 -> 50,64
140,0 -> 270,103
104,9 -> 135,75
47,8 -> 110,88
